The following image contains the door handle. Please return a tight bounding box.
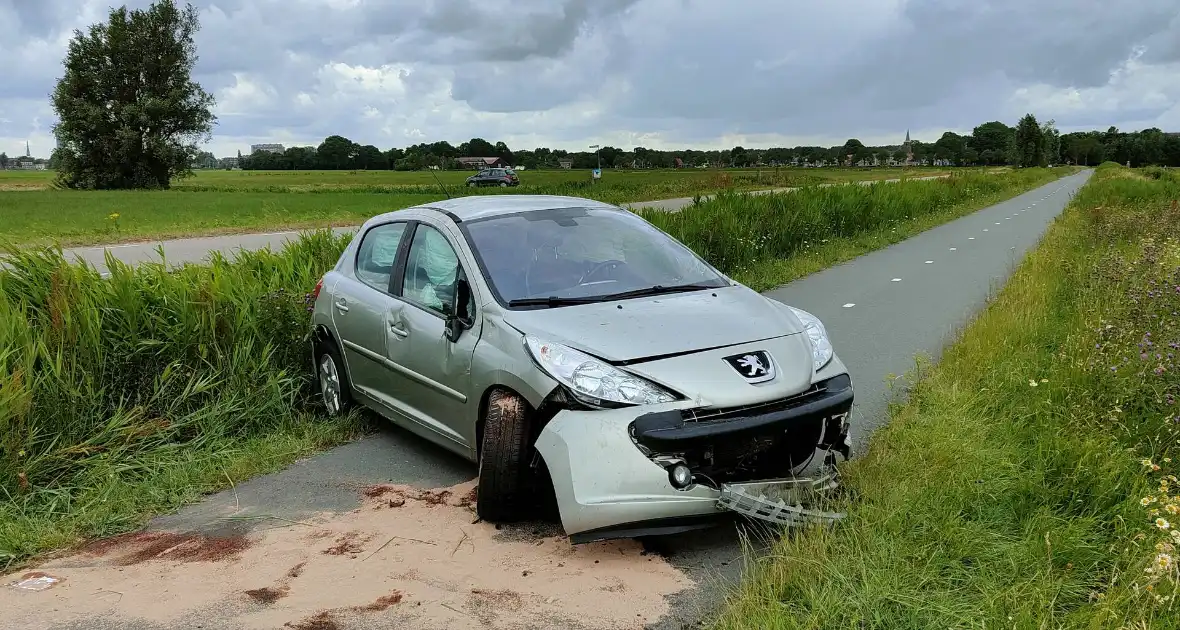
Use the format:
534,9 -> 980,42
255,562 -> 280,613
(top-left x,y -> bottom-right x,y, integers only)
334,299 -> 349,312
389,321 -> 408,338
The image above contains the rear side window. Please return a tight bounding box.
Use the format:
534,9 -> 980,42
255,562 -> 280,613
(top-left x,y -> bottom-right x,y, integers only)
354,222 -> 407,291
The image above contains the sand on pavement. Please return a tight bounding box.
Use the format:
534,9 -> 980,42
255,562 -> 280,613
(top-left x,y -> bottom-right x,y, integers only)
0,479 -> 694,630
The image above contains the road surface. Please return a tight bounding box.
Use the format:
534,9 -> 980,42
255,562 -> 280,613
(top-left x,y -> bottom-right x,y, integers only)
59,175 -> 953,276
2,170 -> 1091,630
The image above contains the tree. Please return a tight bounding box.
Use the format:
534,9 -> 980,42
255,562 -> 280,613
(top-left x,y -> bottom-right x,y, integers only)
0,153 -> 7,169
970,121 -> 1015,165
50,0 -> 215,189
317,135 -> 358,169
459,138 -> 496,157
1014,113 -> 1044,167
1040,119 -> 1060,167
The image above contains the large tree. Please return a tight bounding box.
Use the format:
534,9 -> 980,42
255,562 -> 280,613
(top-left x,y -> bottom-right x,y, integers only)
50,0 -> 215,189
1014,113 -> 1044,168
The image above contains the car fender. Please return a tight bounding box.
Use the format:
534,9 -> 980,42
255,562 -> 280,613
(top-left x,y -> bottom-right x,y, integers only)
535,402 -> 721,537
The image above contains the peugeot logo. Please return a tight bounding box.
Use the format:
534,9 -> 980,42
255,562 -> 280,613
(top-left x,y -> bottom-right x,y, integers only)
723,350 -> 776,383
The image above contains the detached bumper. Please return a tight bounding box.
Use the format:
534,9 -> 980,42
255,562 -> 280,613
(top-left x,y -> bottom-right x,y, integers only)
534,374 -> 853,543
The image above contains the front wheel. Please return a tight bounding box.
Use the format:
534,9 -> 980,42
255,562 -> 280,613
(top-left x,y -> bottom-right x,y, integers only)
468,181 -> 476,187
316,342 -> 355,417
476,389 -> 534,522
499,181 -> 508,187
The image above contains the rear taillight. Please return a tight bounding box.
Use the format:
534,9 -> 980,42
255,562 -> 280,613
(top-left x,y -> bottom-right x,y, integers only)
312,278 -> 323,300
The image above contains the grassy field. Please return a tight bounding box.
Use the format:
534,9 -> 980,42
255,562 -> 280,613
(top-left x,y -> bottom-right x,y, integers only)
713,164 -> 1180,629
0,167 -> 1071,570
0,166 -> 967,247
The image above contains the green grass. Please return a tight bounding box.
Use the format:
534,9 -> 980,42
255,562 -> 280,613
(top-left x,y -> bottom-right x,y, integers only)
713,163 -> 1180,629
0,190 -> 443,246
0,165 -> 1072,571
0,167 -> 964,247
3,165 -> 962,192
0,231 -> 365,568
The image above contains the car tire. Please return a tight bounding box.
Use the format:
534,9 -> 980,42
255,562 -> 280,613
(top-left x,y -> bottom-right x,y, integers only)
476,389 -> 534,522
315,340 -> 355,417
468,181 -> 476,187
499,181 -> 508,187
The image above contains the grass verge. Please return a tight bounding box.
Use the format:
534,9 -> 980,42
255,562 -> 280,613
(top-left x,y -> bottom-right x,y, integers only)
0,231 -> 366,569
713,163 -> 1180,629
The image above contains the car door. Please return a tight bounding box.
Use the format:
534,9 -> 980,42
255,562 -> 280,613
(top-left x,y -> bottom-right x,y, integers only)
388,221 -> 480,448
331,221 -> 409,396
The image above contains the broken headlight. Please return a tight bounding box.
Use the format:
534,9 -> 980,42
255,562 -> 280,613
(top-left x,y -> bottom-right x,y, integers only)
524,336 -> 677,408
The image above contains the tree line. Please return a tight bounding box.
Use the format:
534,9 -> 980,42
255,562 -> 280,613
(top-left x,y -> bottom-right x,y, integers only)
224,117 -> 1180,172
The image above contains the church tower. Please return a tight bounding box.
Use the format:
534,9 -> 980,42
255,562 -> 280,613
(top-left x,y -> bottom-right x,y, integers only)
904,130 -> 913,165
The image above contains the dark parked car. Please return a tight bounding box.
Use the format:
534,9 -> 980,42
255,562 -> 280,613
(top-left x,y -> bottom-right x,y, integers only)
466,168 -> 519,187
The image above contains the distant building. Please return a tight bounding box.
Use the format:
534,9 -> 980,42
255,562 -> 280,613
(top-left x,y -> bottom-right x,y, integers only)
219,156 -> 240,169
456,157 -> 507,169
558,160 -> 573,169
251,143 -> 285,154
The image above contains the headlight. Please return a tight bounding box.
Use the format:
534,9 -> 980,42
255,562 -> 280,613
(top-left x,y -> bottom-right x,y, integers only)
524,336 -> 678,407
789,306 -> 834,372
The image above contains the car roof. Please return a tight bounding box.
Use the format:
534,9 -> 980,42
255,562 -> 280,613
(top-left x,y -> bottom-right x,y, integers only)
371,194 -> 622,224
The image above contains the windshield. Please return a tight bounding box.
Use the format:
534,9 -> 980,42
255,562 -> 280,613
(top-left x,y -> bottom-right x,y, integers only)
464,206 -> 728,305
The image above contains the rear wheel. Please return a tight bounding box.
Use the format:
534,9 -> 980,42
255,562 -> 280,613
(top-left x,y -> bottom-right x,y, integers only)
316,341 -> 355,417
468,181 -> 477,187
476,389 -> 534,522
499,181 -> 508,187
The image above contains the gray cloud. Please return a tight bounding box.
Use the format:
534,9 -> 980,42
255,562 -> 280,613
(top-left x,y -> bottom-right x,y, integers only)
2,0 -> 1179,158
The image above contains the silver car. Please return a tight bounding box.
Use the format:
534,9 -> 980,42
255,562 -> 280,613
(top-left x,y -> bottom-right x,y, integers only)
310,195 -> 854,542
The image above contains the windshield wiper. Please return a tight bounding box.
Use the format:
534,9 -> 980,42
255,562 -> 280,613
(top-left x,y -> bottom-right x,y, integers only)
508,296 -> 603,307
593,283 -> 721,301
508,283 -> 722,308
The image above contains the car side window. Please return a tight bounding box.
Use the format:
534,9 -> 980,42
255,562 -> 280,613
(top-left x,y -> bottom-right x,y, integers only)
354,222 -> 407,292
399,225 -> 471,316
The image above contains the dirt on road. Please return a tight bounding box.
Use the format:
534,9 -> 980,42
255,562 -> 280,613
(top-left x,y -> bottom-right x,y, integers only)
0,479 -> 693,630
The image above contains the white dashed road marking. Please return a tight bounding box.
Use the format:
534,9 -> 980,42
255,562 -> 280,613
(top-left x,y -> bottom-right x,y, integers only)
843,303 -> 856,308
891,278 -> 901,282
925,260 -> 934,264
949,247 -> 957,251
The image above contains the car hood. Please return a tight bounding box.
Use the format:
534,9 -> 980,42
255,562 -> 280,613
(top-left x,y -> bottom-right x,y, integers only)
500,284 -> 805,363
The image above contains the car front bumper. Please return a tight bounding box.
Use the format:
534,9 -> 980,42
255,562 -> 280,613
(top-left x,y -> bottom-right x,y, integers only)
534,368 -> 854,543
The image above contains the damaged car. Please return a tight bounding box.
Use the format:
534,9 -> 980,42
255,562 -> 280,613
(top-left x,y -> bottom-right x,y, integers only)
310,194 -> 854,543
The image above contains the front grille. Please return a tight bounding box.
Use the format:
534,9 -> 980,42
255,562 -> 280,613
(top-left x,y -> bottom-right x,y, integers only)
682,383 -> 827,423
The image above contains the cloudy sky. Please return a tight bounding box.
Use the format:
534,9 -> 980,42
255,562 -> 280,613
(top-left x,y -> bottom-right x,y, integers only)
2,0 -> 1179,159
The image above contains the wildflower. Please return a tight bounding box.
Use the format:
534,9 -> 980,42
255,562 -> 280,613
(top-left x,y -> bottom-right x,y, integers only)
1145,459 -> 1157,468
1168,504 -> 1180,515
108,212 -> 120,220
1158,518 -> 1171,530
1167,458 -> 1174,463
1171,529 -> 1180,541
1157,554 -> 1174,571
1144,496 -> 1158,506
1041,378 -> 1049,383
1029,379 -> 1038,387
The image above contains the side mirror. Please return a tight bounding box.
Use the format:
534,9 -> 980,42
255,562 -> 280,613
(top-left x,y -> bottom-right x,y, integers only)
445,278 -> 472,342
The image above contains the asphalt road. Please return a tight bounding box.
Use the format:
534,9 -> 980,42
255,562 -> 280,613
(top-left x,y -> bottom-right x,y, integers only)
59,174 -> 953,276
20,170 -> 1090,629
